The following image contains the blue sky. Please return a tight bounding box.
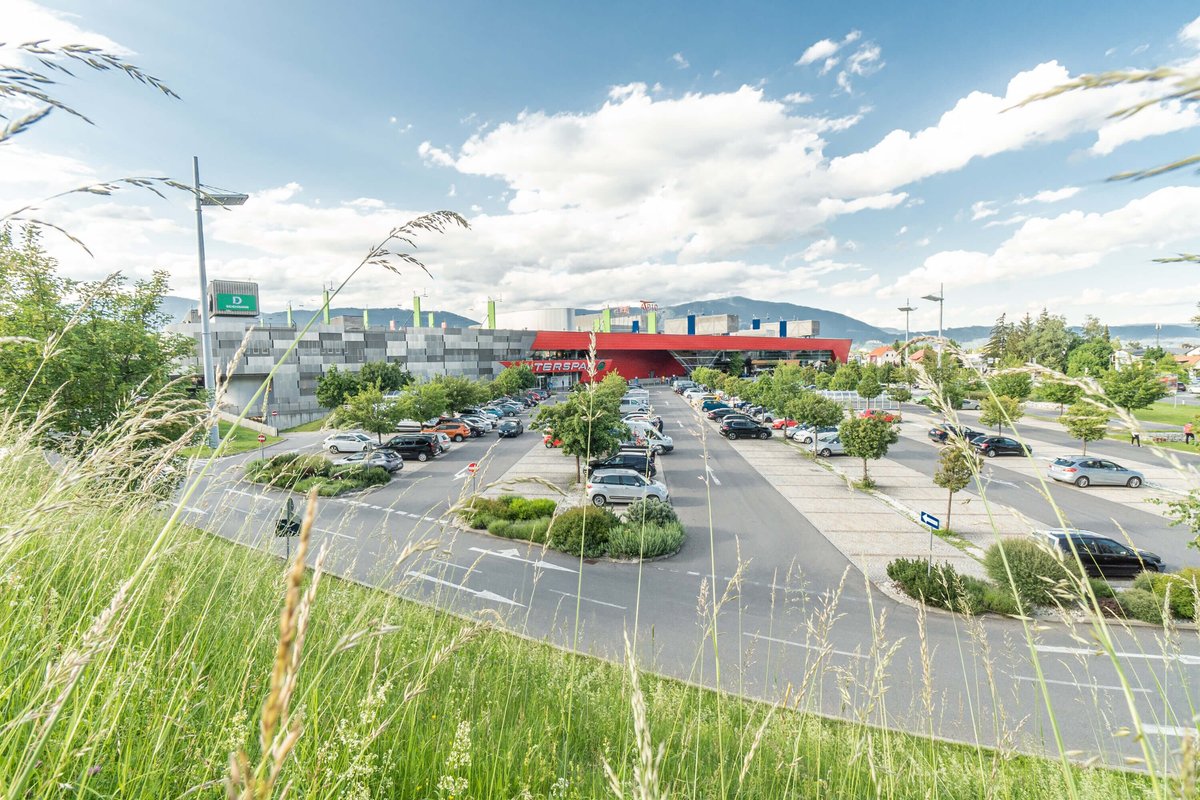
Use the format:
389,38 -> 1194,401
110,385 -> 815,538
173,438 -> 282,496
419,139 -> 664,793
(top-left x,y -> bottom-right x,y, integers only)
3,1 -> 1200,332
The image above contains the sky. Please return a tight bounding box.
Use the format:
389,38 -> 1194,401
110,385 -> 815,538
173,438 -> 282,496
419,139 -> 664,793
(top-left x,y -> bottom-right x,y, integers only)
2,1 -> 1200,333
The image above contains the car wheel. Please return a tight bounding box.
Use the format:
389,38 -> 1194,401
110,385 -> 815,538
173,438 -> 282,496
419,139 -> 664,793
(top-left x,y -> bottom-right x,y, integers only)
819,448 -> 832,457
645,495 -> 662,503
1125,476 -> 1143,488
758,431 -> 769,440
725,432 -> 737,440
453,434 -> 464,443
328,446 -> 340,453
1144,562 -> 1161,573
417,452 -> 428,462
1075,476 -> 1090,488
592,494 -> 607,507
985,449 -> 997,458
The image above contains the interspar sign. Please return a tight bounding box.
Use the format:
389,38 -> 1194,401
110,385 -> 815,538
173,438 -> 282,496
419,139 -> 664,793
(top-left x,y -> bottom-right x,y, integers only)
500,359 -> 608,374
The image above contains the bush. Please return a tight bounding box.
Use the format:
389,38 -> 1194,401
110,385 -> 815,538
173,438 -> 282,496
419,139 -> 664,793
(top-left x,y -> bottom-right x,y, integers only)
1117,588 -> 1165,624
981,586 -> 1022,616
886,558 -> 988,614
507,518 -> 552,544
1139,568 -> 1199,620
983,539 -> 1081,607
463,495 -> 555,525
1087,578 -> 1116,600
621,498 -> 680,527
487,518 -> 515,538
330,465 -> 391,488
547,506 -> 619,558
507,497 -> 557,520
247,452 -> 331,487
607,522 -> 686,560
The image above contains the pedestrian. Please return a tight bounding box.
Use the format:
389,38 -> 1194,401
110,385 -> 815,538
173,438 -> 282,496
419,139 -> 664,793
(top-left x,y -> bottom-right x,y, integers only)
1131,431 -> 1141,447
1185,422 -> 1195,445
654,415 -> 664,433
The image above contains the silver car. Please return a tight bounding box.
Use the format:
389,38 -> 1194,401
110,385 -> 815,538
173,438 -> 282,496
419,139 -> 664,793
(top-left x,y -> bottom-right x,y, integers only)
1047,456 -> 1143,488
587,468 -> 669,507
323,432 -> 375,453
814,434 -> 845,457
332,450 -> 403,472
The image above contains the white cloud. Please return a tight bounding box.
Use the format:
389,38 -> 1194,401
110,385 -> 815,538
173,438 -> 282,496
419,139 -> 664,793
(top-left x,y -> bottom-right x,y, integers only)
820,57 -> 840,76
837,42 -> 884,93
801,236 -> 839,261
984,213 -> 1030,228
892,185 -> 1200,293
970,200 -> 998,220
1013,186 -> 1080,205
447,183 -> 456,197
671,52 -> 689,69
1089,99 -> 1200,155
417,141 -> 456,167
389,116 -> 397,124
1131,43 -> 1149,55
796,29 -> 860,67
783,92 -> 814,104
0,1 -> 130,58
1182,15 -> 1200,46
824,273 -> 880,297
712,69 -> 722,77
896,225 -> 908,236
915,236 -> 931,247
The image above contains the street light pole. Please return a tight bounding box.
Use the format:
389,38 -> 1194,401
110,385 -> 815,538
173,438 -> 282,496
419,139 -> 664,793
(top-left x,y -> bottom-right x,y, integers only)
922,284 -> 945,371
897,300 -> 915,363
193,156 -> 219,450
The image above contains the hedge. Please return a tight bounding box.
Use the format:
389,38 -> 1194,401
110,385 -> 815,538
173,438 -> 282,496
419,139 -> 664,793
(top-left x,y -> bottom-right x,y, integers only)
547,506 -> 620,558
1117,589 -> 1165,624
607,521 -> 685,560
983,539 -> 1081,607
1133,568 -> 1198,620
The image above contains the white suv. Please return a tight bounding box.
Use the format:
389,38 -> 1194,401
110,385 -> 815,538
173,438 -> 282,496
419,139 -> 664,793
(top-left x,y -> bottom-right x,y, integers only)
323,432 -> 375,453
587,469 -> 669,507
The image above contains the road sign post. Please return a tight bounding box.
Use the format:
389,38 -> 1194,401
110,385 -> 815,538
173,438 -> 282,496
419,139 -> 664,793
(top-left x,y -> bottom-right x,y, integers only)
468,461 -> 478,495
920,511 -> 941,575
257,432 -> 266,460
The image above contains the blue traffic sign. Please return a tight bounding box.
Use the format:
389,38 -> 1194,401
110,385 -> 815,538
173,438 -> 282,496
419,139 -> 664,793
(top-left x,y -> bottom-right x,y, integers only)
919,511 -> 941,530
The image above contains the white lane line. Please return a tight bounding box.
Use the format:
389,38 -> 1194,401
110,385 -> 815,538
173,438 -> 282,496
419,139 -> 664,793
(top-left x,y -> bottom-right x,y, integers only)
549,589 -> 627,610
181,505 -> 208,515
1011,675 -> 1150,694
1142,724 -> 1199,737
1036,644 -> 1200,667
686,570 -> 701,576
468,546 -> 577,574
405,570 -> 525,608
313,526 -> 354,540
426,561 -> 482,573
744,632 -> 867,660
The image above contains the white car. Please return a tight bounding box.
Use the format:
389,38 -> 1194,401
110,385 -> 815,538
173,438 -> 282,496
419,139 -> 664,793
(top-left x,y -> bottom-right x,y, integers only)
432,432 -> 452,449
813,434 -> 845,457
323,432 -> 374,453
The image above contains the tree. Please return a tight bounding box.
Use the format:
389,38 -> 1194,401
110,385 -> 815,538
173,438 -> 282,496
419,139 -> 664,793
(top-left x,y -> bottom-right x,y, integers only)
431,375 -> 490,411
829,362 -> 862,391
980,395 -> 1024,435
1062,400 -> 1109,455
407,381 -> 450,421
358,360 -> 413,392
813,372 -> 832,390
856,372 -> 883,408
0,227 -> 193,434
726,352 -> 746,376
987,372 -> 1032,401
933,446 -> 980,533
492,364 -> 537,396
316,365 -> 360,409
1066,338 -> 1114,377
1040,380 -> 1081,415
982,314 -> 1011,361
1081,314 -> 1109,342
887,386 -> 913,403
786,392 -> 844,434
838,415 -> 899,486
534,390 -> 628,482
337,384 -> 404,443
1100,362 -> 1168,412
1024,310 -> 1079,371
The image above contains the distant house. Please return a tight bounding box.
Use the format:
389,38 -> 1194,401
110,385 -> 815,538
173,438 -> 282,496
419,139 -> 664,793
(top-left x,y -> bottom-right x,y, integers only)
865,345 -> 901,366
1175,354 -> 1200,378
1111,349 -> 1135,369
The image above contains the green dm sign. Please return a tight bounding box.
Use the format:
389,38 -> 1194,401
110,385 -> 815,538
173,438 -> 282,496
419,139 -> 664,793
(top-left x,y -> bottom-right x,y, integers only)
215,293 -> 257,313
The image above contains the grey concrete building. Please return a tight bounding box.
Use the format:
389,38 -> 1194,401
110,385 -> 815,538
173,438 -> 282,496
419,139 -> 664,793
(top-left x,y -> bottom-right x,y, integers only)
169,315 -> 536,428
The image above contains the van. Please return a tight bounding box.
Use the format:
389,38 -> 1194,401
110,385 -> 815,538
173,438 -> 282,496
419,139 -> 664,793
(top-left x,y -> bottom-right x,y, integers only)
619,397 -> 649,414
621,424 -> 674,454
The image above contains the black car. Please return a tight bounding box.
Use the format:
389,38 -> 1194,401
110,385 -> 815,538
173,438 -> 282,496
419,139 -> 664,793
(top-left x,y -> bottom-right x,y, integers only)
379,434 -> 439,462
974,436 -> 1030,458
707,407 -> 743,421
498,419 -> 525,438
587,452 -> 657,478
1036,530 -> 1163,578
720,418 -> 771,440
928,424 -> 984,445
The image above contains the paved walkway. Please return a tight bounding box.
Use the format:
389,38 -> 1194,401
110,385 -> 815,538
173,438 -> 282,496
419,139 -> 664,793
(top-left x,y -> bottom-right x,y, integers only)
479,436 -> 584,506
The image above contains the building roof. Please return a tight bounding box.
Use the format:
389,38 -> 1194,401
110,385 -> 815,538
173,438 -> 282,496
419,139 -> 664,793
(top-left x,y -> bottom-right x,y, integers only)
867,345 -> 894,357
529,331 -> 852,361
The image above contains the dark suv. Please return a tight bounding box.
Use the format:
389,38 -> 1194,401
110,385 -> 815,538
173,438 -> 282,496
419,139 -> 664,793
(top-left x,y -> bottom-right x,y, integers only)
928,424 -> 984,445
379,434 -> 439,462
1034,529 -> 1163,578
720,418 -> 771,440
587,452 -> 657,478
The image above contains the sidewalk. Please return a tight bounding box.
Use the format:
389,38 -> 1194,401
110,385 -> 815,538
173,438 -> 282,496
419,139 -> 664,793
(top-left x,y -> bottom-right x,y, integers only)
479,439 -> 584,506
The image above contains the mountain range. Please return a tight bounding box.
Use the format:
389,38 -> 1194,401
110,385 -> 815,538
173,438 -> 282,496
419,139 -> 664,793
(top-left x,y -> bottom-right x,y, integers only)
157,295 -> 1196,348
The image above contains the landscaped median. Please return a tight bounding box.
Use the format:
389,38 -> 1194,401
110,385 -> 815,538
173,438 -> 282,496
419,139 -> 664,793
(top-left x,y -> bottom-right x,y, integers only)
458,494 -> 685,560
888,540 -> 1199,624
245,452 -> 392,497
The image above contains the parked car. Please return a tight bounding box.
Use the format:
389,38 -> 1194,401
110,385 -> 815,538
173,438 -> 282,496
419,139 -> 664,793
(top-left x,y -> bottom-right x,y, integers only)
701,399 -> 729,413
1047,456 -> 1144,488
959,398 -> 981,410
860,408 -> 901,423
587,468 -> 669,507
587,452 -> 657,478
332,450 -> 403,472
792,425 -> 838,443
770,418 -> 797,430
707,407 -> 742,421
1032,529 -> 1163,577
459,414 -> 495,431
323,432 -> 375,453
927,424 -> 983,445
424,421 -> 472,442
497,419 -> 525,438
814,434 -> 845,457
720,418 -> 771,440
379,434 -> 439,462
974,436 -> 1031,458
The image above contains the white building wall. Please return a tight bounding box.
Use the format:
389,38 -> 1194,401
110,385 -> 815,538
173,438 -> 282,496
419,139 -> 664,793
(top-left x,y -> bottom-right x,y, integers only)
493,307 -> 574,331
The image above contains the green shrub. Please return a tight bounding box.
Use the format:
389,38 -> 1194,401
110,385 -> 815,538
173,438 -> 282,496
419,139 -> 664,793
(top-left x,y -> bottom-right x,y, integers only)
1087,578 -> 1116,599
1132,571 -> 1154,592
621,498 -> 680,527
330,465 -> 391,488
547,506 -> 619,558
508,497 -> 557,520
981,586 -> 1022,616
487,518 -> 515,538
983,539 -> 1081,607
1141,568 -> 1199,620
607,522 -> 686,559
507,518 -> 552,544
1117,588 -> 1165,624
247,452 -> 332,487
463,495 -> 555,524
468,511 -> 495,529
886,558 -> 988,614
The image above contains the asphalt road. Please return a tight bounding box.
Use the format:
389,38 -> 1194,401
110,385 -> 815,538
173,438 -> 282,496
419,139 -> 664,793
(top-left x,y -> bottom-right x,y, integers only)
180,388 -> 1200,772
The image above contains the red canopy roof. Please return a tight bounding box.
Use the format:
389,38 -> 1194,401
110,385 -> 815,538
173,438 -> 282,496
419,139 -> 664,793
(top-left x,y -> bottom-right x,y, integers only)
530,331 -> 851,362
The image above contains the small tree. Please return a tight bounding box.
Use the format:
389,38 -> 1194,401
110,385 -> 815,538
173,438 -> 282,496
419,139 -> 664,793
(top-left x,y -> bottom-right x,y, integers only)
887,386 -> 912,403
980,395 -> 1024,435
337,384 -> 403,443
933,446 -> 979,533
492,364 -> 538,396
1100,362 -> 1168,412
315,365 -> 360,409
534,392 -> 627,482
1062,400 -> 1109,454
838,414 -> 899,486
786,393 -> 844,442
829,362 -> 862,391
856,372 -> 883,409
358,360 -> 413,392
726,352 -> 746,376
1040,380 -> 1081,415
988,372 -> 1032,400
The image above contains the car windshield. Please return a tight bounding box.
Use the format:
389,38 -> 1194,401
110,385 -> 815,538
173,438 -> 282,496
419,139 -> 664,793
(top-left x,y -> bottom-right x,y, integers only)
1052,457 -> 1075,466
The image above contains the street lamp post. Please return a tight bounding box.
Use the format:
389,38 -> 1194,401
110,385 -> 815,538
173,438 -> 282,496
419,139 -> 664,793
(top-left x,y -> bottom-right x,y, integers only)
897,299 -> 916,363
922,284 -> 945,371
193,156 -> 248,449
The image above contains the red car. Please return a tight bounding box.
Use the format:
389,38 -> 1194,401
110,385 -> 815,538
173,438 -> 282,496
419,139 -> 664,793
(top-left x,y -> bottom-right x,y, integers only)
770,418 -> 797,430
860,409 -> 901,423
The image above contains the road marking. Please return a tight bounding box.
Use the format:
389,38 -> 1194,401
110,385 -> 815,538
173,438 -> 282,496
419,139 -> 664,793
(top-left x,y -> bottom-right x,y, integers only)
705,464 -> 721,486
1012,675 -> 1150,694
453,465 -> 472,481
1141,724 -> 1199,737
1036,644 -> 1200,667
744,632 -> 867,660
181,505 -> 208,516
468,546 -> 577,574
313,526 -> 354,540
549,589 -> 627,610
405,570 -> 525,607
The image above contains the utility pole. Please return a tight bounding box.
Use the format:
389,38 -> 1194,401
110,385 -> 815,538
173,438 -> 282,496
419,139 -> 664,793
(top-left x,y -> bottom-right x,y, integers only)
193,157 -> 219,450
